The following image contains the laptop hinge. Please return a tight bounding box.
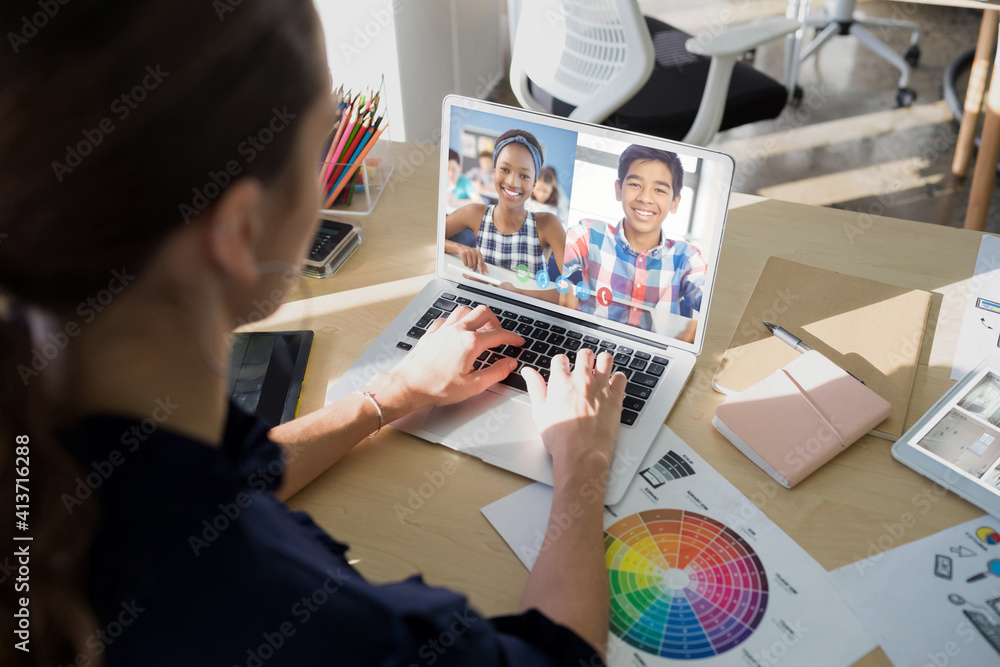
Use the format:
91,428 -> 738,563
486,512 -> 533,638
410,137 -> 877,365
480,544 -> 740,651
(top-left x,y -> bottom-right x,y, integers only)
457,284 -> 670,351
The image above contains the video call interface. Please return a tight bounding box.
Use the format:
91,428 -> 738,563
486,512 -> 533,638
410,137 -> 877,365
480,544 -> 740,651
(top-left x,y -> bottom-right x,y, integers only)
441,106 -> 728,344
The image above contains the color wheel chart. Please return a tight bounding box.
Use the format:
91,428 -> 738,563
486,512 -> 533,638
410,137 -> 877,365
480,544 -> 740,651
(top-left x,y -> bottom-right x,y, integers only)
605,509 -> 768,660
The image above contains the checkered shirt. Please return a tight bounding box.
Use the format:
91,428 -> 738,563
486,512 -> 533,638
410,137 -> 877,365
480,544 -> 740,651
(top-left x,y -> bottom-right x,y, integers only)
476,205 -> 545,275
563,218 -> 706,329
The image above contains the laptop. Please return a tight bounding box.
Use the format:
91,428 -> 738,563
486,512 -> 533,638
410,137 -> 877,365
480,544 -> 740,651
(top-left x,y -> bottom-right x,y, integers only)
325,95 -> 733,503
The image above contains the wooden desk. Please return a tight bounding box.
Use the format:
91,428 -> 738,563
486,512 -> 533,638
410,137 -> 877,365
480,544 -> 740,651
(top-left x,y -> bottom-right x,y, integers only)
253,142 -> 987,665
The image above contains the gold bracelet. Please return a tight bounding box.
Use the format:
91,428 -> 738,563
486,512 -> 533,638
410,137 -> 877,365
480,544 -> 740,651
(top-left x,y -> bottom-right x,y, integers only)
355,390 -> 384,439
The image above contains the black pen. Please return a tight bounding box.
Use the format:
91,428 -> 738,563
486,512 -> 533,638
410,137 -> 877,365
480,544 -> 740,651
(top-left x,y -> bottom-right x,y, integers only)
762,321 -> 813,353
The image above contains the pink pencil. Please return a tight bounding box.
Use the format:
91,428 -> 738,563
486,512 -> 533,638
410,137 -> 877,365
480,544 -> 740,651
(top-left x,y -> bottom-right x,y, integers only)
321,105 -> 355,184
324,105 -> 359,184
320,106 -> 350,184
326,116 -> 370,188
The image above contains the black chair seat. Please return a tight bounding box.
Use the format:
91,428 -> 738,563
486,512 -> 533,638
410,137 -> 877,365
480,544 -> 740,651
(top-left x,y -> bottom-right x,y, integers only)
528,16 -> 788,141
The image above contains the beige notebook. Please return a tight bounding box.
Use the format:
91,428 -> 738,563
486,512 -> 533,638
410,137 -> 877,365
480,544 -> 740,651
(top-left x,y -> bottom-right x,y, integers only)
713,257 -> 931,439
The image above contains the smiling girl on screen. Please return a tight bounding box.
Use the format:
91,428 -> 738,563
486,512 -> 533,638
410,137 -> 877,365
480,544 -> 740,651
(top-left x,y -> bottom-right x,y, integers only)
444,130 -> 566,302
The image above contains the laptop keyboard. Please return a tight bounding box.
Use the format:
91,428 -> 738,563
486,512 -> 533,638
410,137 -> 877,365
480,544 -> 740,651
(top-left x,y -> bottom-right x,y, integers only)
396,292 -> 668,426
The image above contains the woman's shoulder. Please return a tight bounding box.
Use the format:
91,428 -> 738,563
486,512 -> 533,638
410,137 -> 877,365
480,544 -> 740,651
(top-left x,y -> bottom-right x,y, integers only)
449,202 -> 489,227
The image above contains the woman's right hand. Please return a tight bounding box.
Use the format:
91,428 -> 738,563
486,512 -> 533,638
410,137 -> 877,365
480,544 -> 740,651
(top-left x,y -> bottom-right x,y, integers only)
374,305 -> 523,415
458,246 -> 488,274
522,349 -> 626,480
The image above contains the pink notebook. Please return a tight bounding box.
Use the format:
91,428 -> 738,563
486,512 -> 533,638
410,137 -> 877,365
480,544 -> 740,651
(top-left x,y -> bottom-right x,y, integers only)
712,351 -> 892,488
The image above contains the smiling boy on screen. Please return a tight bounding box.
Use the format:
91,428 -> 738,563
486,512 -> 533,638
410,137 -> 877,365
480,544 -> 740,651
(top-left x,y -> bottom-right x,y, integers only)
562,145 -> 705,340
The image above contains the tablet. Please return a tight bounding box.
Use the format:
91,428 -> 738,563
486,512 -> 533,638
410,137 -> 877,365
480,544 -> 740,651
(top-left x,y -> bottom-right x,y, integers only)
228,330 -> 313,427
892,357 -> 1000,518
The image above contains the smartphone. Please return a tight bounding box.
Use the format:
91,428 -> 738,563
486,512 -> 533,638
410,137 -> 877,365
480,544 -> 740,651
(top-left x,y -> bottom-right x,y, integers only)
301,217 -> 363,279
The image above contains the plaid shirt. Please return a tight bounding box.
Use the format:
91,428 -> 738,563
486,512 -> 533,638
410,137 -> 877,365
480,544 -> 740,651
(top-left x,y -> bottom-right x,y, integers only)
476,205 -> 545,275
563,218 -> 706,329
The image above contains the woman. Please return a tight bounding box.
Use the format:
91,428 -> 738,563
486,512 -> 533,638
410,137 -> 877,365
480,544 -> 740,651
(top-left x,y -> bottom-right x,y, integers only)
0,2 -> 625,666
444,130 -> 566,302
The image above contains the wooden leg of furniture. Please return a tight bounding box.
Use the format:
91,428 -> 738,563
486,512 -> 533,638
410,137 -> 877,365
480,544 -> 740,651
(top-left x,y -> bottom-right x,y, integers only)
953,10 -> 998,179
965,13 -> 1000,232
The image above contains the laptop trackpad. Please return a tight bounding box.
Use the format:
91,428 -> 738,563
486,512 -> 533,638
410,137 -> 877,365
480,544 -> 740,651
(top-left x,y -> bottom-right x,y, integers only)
418,391 -> 539,462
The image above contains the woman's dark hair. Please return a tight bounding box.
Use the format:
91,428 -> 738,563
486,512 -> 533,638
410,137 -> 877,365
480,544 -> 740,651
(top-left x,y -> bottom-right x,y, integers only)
534,166 -> 559,206
493,128 -> 543,179
0,1 -> 327,665
448,148 -> 460,164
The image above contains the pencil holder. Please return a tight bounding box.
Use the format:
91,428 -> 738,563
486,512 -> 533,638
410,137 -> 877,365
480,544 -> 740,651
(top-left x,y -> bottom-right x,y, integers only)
318,123 -> 393,216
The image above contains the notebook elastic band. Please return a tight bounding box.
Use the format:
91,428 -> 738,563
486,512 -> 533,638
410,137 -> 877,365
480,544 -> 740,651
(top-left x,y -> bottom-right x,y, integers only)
780,368 -> 846,447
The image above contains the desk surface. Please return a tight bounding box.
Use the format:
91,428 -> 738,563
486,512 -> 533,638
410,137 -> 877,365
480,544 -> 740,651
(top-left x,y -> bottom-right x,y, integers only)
253,142 -> 988,666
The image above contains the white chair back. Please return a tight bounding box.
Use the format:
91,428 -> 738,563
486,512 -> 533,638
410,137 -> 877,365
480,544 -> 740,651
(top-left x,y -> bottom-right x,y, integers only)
509,0 -> 654,123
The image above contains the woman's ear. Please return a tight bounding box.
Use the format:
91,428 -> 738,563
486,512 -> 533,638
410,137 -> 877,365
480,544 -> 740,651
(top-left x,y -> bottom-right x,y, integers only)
203,178 -> 264,285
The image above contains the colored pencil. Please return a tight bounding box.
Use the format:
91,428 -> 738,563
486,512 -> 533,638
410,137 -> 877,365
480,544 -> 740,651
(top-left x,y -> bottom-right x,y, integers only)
327,117 -> 370,188
324,106 -> 360,186
330,126 -> 373,192
320,105 -> 350,184
324,124 -> 386,207
319,77 -> 388,209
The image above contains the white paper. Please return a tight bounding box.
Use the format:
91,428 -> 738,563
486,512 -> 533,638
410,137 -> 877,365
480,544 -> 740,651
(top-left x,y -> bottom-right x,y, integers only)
829,515 -> 1000,666
952,235 -> 1000,380
481,481 -> 554,569
483,426 -> 875,666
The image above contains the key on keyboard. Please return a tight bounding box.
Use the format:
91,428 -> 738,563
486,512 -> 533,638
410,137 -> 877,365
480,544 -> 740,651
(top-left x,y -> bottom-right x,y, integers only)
433,298 -> 457,312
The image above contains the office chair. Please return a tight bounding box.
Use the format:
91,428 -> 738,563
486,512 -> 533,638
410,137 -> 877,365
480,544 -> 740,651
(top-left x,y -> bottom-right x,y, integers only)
509,0 -> 802,147
791,0 -> 920,107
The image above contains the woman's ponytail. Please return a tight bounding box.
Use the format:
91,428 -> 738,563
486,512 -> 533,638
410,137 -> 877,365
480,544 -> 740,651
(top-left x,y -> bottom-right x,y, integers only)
0,303 -> 99,667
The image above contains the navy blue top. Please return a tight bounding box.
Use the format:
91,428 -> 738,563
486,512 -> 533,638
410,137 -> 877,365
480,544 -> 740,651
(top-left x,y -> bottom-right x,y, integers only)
61,401 -> 603,666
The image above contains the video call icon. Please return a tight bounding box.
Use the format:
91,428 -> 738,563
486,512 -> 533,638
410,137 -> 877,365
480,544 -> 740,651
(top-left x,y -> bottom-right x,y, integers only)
516,264 -> 530,283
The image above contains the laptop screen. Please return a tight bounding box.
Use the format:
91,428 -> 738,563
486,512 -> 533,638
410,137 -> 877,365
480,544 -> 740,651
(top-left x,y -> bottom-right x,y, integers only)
437,96 -> 733,354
